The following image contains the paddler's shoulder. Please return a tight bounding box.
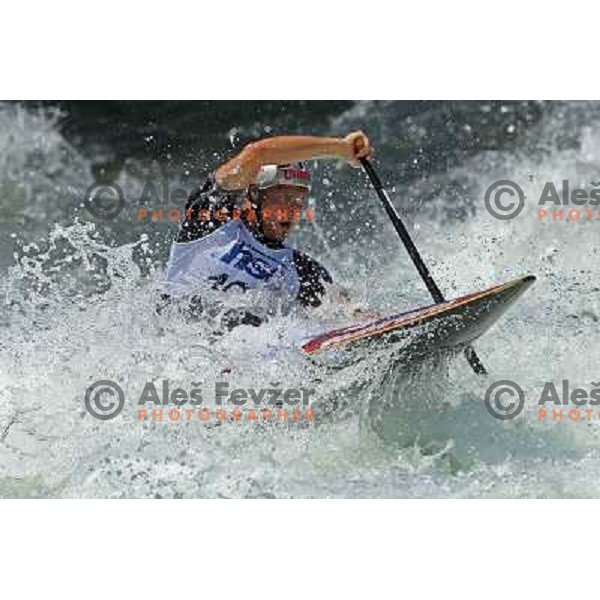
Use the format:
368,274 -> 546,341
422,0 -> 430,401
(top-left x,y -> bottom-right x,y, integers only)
186,171 -> 243,210
176,172 -> 242,243
292,250 -> 332,282
293,249 -> 333,308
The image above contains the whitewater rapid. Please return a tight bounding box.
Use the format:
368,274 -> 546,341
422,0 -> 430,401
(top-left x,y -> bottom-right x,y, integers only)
1,101 -> 600,497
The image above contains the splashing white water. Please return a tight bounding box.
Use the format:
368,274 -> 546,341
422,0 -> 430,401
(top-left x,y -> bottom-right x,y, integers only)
1,102 -> 600,497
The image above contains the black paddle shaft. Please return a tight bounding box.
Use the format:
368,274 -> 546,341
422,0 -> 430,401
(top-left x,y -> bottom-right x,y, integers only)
360,158 -> 445,303
359,157 -> 488,376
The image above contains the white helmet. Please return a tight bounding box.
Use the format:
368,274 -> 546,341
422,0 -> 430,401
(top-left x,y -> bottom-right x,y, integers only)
254,162 -> 312,191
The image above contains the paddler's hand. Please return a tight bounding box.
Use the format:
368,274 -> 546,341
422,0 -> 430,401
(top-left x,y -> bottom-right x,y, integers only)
342,131 -> 373,167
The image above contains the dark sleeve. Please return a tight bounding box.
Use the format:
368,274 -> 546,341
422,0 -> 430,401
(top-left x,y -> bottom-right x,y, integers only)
293,250 -> 333,308
176,172 -> 244,243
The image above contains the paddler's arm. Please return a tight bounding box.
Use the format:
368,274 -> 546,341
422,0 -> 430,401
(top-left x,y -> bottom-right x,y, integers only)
215,131 -> 373,190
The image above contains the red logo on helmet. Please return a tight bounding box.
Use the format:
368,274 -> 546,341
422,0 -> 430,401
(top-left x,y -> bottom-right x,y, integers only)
283,169 -> 310,181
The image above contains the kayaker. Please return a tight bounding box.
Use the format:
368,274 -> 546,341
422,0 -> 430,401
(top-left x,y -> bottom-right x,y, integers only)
164,131 -> 373,327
